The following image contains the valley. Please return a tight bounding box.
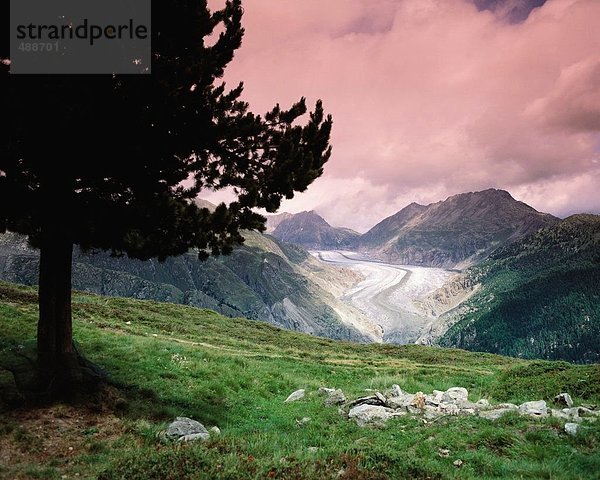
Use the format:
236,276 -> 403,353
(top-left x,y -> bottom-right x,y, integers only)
313,251 -> 457,343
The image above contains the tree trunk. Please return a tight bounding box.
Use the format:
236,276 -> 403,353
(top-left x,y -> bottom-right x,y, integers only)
37,216 -> 76,391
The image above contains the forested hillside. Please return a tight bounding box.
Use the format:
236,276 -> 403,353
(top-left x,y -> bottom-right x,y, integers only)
440,214 -> 600,362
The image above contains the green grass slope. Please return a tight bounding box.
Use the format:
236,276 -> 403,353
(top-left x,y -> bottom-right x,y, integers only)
440,214 -> 600,362
1,281 -> 599,479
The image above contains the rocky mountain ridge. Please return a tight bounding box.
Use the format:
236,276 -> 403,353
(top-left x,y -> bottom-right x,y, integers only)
271,210 -> 360,250
269,189 -> 559,269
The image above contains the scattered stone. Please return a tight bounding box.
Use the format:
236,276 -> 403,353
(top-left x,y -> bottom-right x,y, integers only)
386,393 -> 415,409
423,405 -> 444,420
165,417 -> 209,441
442,387 -> 468,404
459,408 -> 476,417
411,392 -> 426,410
296,417 -> 311,426
347,394 -> 386,408
438,448 -> 450,457
519,400 -> 548,417
322,384 -> 596,431
348,404 -> 401,427
324,389 -> 346,406
438,402 -> 460,416
388,384 -> 403,397
565,422 -> 579,436
179,432 -> 210,442
426,391 -> 444,406
210,426 -> 221,435
307,446 -> 319,453
453,459 -> 464,467
551,409 -> 571,420
555,393 -> 574,408
578,407 -> 600,418
284,389 -> 305,403
318,387 -> 336,396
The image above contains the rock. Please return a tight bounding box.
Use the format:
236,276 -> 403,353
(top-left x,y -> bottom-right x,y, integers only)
551,407 -> 582,421
386,393 -> 415,409
438,402 -> 460,416
565,422 -> 579,436
348,404 -> 401,427
307,447 -> 319,453
438,448 -> 450,457
318,387 -> 336,396
178,432 -> 210,442
296,417 -> 311,426
347,394 -> 386,408
475,399 -> 491,410
423,405 -> 443,420
411,392 -> 426,410
387,384 -> 403,397
210,426 -> 221,435
459,408 -> 476,416
555,393 -> 574,408
453,459 -> 464,467
442,387 -> 468,404
284,389 -> 305,403
324,389 -> 346,406
496,403 -> 518,410
375,392 -> 387,403
551,409 -> 571,420
519,400 -> 548,417
427,391 -> 444,406
578,407 -> 600,418
165,417 -> 209,441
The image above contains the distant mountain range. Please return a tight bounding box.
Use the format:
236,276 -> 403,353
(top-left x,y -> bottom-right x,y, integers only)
271,189 -> 559,268
2,189 -> 598,363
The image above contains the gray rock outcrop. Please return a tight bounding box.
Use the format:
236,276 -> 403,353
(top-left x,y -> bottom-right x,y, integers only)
348,404 -> 403,427
164,417 -> 209,442
555,393 -> 574,408
285,389 -> 306,403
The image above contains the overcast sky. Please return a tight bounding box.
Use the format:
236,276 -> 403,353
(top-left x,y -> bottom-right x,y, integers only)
204,0 -> 600,232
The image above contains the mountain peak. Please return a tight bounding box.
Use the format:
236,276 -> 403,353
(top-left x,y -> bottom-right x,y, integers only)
271,211 -> 359,250
360,189 -> 559,268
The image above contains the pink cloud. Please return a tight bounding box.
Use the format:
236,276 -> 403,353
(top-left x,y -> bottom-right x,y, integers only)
206,0 -> 600,231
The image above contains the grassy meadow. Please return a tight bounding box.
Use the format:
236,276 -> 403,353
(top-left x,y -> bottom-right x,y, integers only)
1,281 -> 599,479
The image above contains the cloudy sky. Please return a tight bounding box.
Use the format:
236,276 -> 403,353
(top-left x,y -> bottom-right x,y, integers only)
204,0 -> 600,232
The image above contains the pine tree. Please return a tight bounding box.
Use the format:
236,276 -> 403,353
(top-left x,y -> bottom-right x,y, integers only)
0,0 -> 332,394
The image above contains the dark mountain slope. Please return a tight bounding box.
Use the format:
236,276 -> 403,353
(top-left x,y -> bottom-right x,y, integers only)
359,202 -> 427,248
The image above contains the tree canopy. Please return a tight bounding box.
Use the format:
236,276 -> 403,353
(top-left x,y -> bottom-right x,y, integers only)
0,0 -> 332,260
0,0 -> 332,394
